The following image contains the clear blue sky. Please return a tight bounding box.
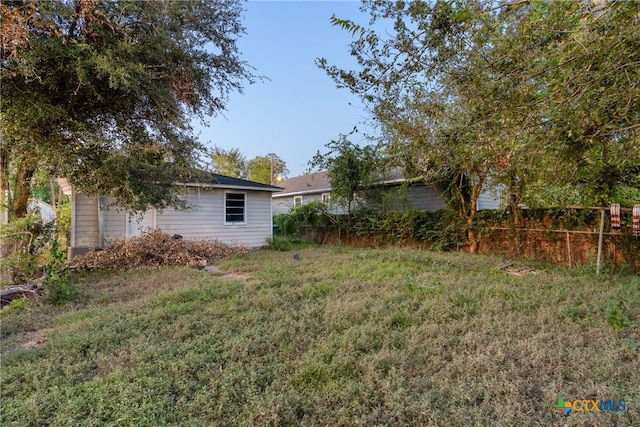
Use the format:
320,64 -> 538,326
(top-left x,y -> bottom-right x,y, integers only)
194,0 -> 377,177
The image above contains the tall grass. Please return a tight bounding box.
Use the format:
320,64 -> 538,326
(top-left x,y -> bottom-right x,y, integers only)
1,247 -> 638,426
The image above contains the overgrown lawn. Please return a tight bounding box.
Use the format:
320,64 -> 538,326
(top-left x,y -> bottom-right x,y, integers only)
1,245 -> 638,426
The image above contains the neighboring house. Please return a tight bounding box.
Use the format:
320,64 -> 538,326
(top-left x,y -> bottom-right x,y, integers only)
58,174 -> 282,258
0,198 -> 55,225
272,171 -> 333,216
30,199 -> 56,223
272,170 -> 503,215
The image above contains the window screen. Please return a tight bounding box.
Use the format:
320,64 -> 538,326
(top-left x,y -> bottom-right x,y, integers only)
225,192 -> 245,223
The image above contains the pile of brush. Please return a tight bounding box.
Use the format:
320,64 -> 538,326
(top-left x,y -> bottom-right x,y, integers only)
72,229 -> 250,270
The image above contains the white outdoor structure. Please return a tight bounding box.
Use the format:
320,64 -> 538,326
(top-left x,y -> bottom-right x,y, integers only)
58,174 -> 282,258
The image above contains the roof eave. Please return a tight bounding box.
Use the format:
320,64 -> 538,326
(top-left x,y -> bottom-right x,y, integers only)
272,187 -> 332,198
179,182 -> 283,192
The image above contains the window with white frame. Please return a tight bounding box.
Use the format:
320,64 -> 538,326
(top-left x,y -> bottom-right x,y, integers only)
321,193 -> 331,204
225,192 -> 246,224
293,196 -> 302,207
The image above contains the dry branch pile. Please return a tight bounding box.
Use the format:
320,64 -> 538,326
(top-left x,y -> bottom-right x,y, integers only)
72,230 -> 250,270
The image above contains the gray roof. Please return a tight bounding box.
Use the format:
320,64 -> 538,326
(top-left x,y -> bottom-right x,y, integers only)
273,168 -> 416,198
58,172 -> 283,196
272,171 -> 330,197
208,173 -> 283,192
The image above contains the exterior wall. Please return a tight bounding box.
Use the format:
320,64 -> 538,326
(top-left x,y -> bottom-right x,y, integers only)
273,183 -> 503,216
72,193 -> 100,248
363,185 -> 447,212
273,193 -> 325,215
405,186 -> 447,211
154,187 -> 273,247
274,185 -> 448,215
101,200 -> 127,245
477,186 -> 504,211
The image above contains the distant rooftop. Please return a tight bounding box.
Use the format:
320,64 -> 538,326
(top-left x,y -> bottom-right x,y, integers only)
273,168 -> 416,197
272,171 -> 331,197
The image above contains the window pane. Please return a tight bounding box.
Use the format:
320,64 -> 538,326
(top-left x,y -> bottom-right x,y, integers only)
225,193 -> 245,223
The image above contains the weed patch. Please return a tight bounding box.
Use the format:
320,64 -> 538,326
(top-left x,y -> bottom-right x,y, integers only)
1,247 -> 638,426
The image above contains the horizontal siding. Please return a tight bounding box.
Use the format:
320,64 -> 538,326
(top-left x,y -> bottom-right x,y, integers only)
76,188 -> 274,249
477,187 -> 504,210
74,194 -> 99,247
273,199 -> 293,216
101,202 -> 126,245
273,186 -> 447,215
272,194 -> 325,216
406,186 -> 447,211
155,188 -> 273,247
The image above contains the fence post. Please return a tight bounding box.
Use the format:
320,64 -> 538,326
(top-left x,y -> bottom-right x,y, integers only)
596,209 -> 605,275
566,231 -> 572,268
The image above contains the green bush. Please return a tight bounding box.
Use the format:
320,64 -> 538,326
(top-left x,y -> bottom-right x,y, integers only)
274,201 -> 333,237
265,235 -> 293,251
44,239 -> 78,305
1,214 -> 55,285
352,209 -> 466,250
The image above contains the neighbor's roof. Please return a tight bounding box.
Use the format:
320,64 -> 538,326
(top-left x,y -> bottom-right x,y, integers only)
272,171 -> 331,198
273,168 -> 419,198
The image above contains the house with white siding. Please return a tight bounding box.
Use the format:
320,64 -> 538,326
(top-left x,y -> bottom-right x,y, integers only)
272,170 -> 503,215
58,174 -> 282,258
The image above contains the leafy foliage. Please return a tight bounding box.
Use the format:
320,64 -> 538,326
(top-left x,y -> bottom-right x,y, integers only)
209,147 -> 289,185
318,0 -> 640,246
247,153 -> 289,185
1,0 -> 256,218
44,239 -> 77,305
0,214 -> 56,285
310,134 -> 379,221
209,146 -> 248,179
274,201 -> 332,237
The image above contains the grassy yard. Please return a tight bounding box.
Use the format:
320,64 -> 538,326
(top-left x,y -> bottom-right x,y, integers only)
1,244 -> 638,426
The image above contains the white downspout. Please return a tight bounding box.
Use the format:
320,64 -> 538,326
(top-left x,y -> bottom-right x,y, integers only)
98,197 -> 104,248
70,190 -> 77,247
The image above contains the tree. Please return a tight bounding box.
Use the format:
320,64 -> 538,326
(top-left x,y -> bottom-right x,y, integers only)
531,1 -> 640,205
1,0 -> 256,219
247,153 -> 289,185
319,1 -> 540,250
319,0 -> 640,250
310,134 -> 378,226
208,148 -> 289,185
209,146 -> 248,179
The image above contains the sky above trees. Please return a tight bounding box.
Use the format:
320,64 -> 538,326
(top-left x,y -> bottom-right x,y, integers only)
197,1 -> 377,177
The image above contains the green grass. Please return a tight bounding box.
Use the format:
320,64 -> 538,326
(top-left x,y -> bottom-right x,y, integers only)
1,246 -> 639,426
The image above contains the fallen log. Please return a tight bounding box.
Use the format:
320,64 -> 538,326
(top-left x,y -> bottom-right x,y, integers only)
0,276 -> 46,307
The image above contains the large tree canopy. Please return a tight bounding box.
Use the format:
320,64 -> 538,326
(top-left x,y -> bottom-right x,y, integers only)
318,0 -> 640,250
1,0 -> 256,218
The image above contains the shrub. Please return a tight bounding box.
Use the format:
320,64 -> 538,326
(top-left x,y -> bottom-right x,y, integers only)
265,235 -> 293,251
44,239 -> 77,305
0,214 -> 56,285
274,201 -> 333,237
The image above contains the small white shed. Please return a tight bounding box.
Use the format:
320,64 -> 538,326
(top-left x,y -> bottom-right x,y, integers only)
58,174 -> 282,258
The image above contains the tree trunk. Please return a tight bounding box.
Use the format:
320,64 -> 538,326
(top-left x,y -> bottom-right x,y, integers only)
11,161 -> 36,220
0,145 -> 8,223
512,178 -> 525,256
509,175 -> 523,228
466,177 -> 483,254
